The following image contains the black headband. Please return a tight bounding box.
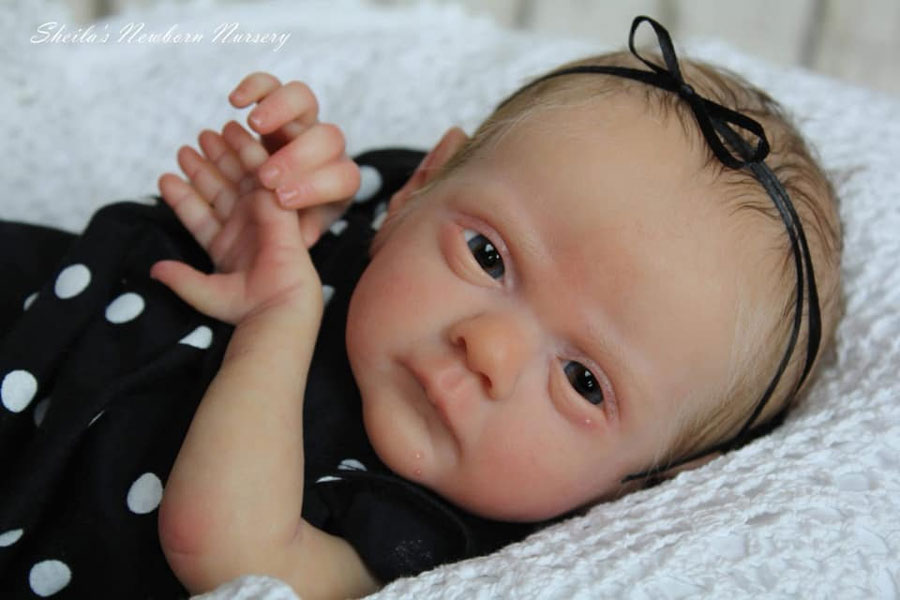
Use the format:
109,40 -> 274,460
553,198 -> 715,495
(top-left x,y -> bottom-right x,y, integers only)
498,16 -> 822,483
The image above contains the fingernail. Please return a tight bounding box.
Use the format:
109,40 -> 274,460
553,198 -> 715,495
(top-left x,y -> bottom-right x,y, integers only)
259,163 -> 280,186
249,109 -> 264,128
276,186 -> 300,206
229,89 -> 245,103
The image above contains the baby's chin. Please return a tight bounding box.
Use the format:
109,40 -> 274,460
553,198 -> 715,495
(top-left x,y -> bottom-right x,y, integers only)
359,385 -> 437,482
359,399 -> 516,520
365,429 -> 597,523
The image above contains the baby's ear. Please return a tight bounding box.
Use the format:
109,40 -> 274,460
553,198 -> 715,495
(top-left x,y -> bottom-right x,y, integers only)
387,126 -> 469,215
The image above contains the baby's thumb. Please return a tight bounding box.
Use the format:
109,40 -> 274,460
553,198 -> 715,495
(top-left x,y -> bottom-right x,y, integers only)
298,200 -> 351,248
150,260 -> 227,321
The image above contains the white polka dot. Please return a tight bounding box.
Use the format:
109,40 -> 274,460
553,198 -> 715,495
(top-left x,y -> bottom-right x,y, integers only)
88,410 -> 104,427
33,397 -> 51,426
29,559 -> 71,597
127,472 -> 163,514
329,219 -> 348,236
371,210 -> 388,230
316,475 -> 341,483
179,325 -> 213,349
0,528 -> 24,547
338,458 -> 367,471
105,292 -> 145,323
54,264 -> 91,299
2,369 -> 38,413
23,291 -> 38,310
353,165 -> 382,203
322,285 -> 335,307
371,201 -> 388,229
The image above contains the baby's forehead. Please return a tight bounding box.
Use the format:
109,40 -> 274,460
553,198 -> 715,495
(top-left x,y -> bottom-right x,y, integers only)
494,95 -> 710,178
476,100 -> 724,223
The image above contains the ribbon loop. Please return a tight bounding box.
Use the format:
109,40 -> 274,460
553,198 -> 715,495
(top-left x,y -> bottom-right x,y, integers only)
626,15 -> 771,169
628,15 -> 684,83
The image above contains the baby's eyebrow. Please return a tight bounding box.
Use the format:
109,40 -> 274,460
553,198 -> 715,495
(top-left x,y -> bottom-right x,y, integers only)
477,192 -> 544,262
459,179 -> 548,275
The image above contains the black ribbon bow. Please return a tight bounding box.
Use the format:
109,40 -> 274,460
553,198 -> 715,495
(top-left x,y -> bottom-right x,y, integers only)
498,16 -> 822,483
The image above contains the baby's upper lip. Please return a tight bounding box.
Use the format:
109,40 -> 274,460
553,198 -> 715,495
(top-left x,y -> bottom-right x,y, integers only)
402,357 -> 457,431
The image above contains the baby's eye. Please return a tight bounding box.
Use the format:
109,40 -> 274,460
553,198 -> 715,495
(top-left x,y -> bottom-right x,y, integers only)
463,229 -> 505,280
563,360 -> 604,406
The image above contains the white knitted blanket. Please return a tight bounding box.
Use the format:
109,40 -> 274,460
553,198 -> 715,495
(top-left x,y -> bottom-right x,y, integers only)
2,1 -> 898,598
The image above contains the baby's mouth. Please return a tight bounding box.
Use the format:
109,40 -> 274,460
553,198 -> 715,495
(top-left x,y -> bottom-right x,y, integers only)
400,358 -> 456,433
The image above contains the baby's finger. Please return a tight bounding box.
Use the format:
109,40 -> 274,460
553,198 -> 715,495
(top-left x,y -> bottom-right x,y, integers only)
176,145 -> 238,218
157,173 -> 222,249
150,260 -> 240,324
221,120 -> 270,173
260,121 -> 306,156
258,122 -> 346,190
298,199 -> 354,248
247,81 -> 319,136
275,159 -> 361,210
229,72 -> 281,108
197,129 -> 246,184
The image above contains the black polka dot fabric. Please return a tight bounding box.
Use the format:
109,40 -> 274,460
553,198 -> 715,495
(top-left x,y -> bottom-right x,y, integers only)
0,149 -> 537,597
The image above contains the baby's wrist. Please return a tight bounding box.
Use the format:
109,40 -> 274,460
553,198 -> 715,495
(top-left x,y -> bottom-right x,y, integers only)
240,287 -> 323,329
223,294 -> 322,374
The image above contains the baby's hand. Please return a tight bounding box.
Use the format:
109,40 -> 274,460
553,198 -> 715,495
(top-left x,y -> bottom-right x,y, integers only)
153,128 -> 322,326
229,73 -> 361,247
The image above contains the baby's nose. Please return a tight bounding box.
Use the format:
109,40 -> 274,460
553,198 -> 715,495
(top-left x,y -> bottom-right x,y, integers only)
448,311 -> 538,400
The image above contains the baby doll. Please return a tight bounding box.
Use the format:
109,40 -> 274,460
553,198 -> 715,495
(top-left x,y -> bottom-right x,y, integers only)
156,17 -> 842,597
0,16 -> 841,599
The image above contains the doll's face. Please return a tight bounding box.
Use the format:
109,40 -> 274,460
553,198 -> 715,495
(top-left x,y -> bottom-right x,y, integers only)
346,97 -> 757,521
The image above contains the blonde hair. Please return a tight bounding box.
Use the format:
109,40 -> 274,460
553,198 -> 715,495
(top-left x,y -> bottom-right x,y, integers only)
425,50 -> 844,480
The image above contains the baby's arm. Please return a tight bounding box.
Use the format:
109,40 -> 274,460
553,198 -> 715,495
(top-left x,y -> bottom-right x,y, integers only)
153,85 -> 378,598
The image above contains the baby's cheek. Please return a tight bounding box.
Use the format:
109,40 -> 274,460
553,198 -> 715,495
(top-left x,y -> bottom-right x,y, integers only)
455,421 -> 591,521
356,259 -> 436,332
347,263 -> 416,361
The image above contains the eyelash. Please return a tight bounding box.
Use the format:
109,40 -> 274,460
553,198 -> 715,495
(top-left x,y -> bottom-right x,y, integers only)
462,227 -> 607,410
